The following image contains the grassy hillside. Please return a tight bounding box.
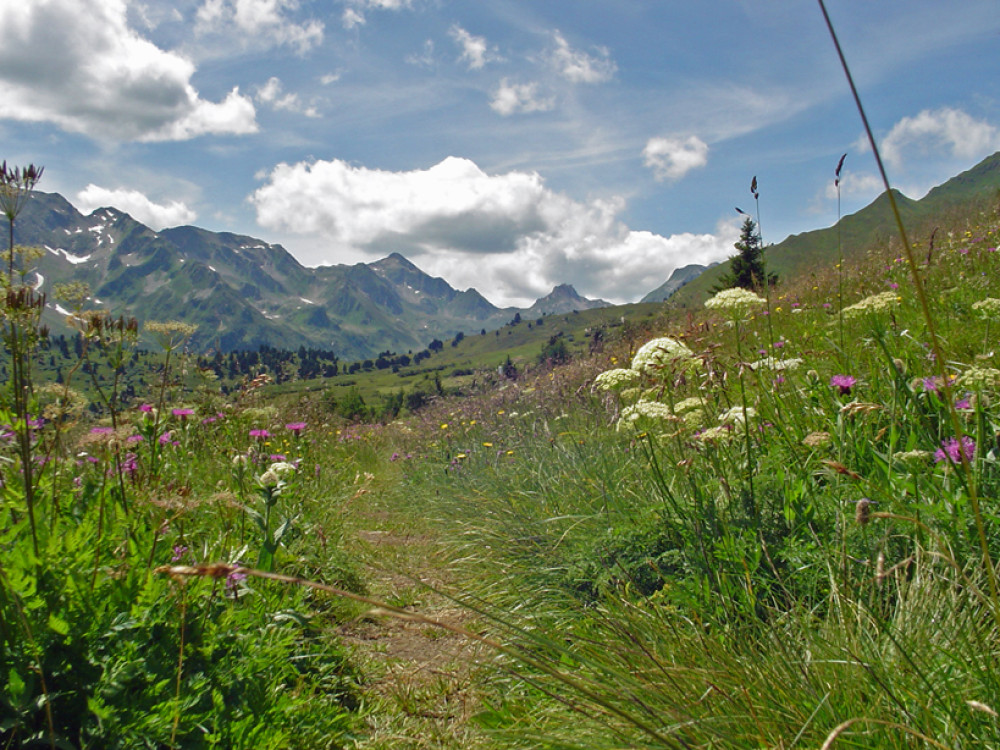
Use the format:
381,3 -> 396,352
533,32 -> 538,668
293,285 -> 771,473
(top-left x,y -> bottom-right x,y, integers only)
670,150 -> 1000,307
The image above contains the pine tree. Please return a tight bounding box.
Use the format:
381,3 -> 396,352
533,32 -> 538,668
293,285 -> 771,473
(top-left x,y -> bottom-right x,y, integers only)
714,217 -> 776,292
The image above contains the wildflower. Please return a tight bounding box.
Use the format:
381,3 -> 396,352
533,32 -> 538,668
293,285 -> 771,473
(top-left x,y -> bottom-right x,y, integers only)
672,396 -> 703,414
172,408 -> 195,419
750,356 -> 803,372
158,431 -> 173,445
934,436 -> 976,465
842,291 -> 900,319
957,366 -> 1000,391
285,421 -> 307,435
89,426 -> 115,436
171,545 -> 188,562
617,400 -> 677,430
695,425 -> 735,444
704,287 -> 766,317
593,368 -> 640,391
802,431 -> 831,448
855,498 -> 875,525
259,460 -> 296,486
226,568 -> 248,593
830,374 -> 857,395
249,428 -> 271,440
631,337 -> 697,376
896,449 -> 932,468
718,405 -> 756,424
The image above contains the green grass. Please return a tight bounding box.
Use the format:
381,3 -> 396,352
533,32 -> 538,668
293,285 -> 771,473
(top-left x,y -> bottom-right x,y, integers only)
5,171 -> 1000,748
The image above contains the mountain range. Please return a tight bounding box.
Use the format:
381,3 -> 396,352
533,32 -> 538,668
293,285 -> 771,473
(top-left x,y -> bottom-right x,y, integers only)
13,149 -> 1000,358
15,192 -> 608,358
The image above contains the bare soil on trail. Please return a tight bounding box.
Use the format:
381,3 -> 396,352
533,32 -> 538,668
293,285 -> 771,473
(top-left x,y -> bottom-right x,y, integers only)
340,524 -> 495,749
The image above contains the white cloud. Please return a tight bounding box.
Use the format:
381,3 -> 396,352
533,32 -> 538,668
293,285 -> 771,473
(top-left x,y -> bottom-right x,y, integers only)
255,77 -> 320,117
550,30 -> 616,84
490,79 -> 555,116
341,0 -> 412,29
195,0 -> 324,53
0,0 -> 257,142
824,171 -> 883,201
250,156 -> 736,306
405,40 -> 436,68
643,136 -> 709,181
76,185 -> 197,230
881,107 -> 1000,168
449,25 -> 497,70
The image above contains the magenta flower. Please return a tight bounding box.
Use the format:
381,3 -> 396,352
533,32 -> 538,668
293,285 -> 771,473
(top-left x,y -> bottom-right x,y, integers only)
172,408 -> 194,419
935,436 -> 976,465
830,374 -> 857,395
285,422 -> 307,436
90,426 -> 115,435
171,545 -> 188,562
139,404 -> 154,413
250,429 -> 271,440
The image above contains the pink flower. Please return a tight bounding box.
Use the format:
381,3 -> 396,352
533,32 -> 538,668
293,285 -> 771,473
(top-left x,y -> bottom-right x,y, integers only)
285,422 -> 307,436
139,404 -> 154,413
172,408 -> 194,419
250,429 -> 271,440
935,436 -> 976,465
830,374 -> 857,395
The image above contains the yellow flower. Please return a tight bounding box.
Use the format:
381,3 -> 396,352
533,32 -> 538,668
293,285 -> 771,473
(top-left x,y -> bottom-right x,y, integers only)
440,423 -> 449,429
482,442 -> 493,447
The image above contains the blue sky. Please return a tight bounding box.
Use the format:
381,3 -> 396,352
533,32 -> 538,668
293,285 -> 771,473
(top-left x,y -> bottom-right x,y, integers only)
2,0 -> 998,306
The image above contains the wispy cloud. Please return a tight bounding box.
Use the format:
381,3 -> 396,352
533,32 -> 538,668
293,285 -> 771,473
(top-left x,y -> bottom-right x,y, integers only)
550,30 -> 616,84
642,136 -> 709,181
195,0 -> 324,53
449,25 -> 499,70
340,0 -> 413,29
490,79 -> 554,116
255,77 -> 320,117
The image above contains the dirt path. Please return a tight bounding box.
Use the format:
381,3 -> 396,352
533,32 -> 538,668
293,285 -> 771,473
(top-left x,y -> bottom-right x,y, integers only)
340,523 -> 495,749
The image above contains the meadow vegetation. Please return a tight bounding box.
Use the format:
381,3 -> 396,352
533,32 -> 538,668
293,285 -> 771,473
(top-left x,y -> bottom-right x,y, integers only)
4,159 -> 1000,747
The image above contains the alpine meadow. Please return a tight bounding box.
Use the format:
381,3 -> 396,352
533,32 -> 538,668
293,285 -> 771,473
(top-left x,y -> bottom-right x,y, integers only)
3,3 -> 1000,749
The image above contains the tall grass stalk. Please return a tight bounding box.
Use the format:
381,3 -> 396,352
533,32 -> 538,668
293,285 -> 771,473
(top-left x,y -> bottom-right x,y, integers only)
816,0 -> 1000,628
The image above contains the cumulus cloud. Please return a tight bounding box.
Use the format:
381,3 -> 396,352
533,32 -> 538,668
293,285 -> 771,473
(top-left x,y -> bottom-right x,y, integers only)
881,107 -> 1000,168
0,0 -> 257,142
76,185 -> 197,230
550,30 -> 616,84
643,136 -> 710,181
250,156 -> 736,306
490,79 -> 555,116
449,25 -> 497,70
195,0 -> 324,53
255,77 -> 319,117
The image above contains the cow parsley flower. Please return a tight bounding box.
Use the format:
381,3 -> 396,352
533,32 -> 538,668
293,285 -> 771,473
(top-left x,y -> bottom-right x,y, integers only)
704,287 -> 766,316
842,291 -> 900,319
631,337 -> 697,375
594,368 -> 640,391
972,297 -> 1000,319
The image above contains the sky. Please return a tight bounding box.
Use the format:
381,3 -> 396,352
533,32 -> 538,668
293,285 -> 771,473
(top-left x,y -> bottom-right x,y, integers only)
1,0 -> 999,307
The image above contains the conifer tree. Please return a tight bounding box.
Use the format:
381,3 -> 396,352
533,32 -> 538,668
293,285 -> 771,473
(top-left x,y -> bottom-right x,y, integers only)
714,217 -> 776,292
